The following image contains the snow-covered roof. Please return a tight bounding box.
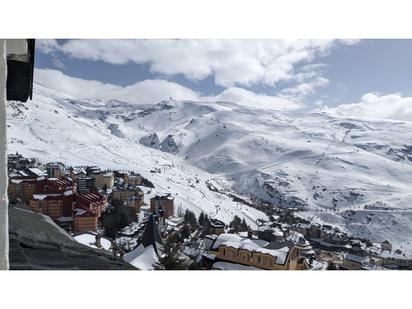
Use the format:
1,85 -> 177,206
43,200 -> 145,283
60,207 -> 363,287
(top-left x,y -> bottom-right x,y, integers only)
212,233 -> 290,264
74,208 -> 87,216
273,228 -> 284,237
296,223 -> 311,229
285,230 -> 310,246
152,193 -> 174,201
32,193 -> 61,200
63,190 -> 73,196
345,254 -> 368,264
28,167 -> 47,177
71,167 -> 86,175
257,226 -> 284,237
32,194 -> 47,200
119,221 -> 144,236
74,232 -> 112,251
128,174 -> 142,178
123,244 -> 158,270
210,219 -> 225,228
10,179 -> 24,184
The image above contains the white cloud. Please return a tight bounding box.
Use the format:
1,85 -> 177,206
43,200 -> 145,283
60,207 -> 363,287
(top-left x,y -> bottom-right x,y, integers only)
37,39 -> 355,88
319,92 -> 412,122
211,87 -> 301,110
34,68 -> 300,110
281,76 -> 329,98
37,39 -> 59,54
34,68 -> 199,105
51,58 -> 65,69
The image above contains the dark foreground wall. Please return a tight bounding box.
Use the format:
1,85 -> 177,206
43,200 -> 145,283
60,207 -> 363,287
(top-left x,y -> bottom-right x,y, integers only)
8,207 -> 135,270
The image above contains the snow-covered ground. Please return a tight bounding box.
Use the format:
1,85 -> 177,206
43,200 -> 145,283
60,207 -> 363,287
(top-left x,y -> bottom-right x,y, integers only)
7,83 -> 412,257
6,84 -> 267,229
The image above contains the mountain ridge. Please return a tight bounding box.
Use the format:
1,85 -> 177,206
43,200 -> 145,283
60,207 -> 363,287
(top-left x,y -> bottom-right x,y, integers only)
7,83 -> 412,256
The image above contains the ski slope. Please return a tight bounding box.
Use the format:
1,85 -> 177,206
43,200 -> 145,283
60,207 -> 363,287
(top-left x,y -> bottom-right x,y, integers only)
7,83 -> 412,256
6,84 -> 267,229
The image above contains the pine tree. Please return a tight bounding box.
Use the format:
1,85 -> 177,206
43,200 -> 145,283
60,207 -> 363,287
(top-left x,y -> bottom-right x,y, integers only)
102,199 -> 135,238
202,214 -> 211,235
156,233 -> 187,270
177,205 -> 184,217
241,218 -> 248,231
184,209 -> 197,228
198,212 -> 205,226
229,215 -> 243,232
181,224 -> 191,239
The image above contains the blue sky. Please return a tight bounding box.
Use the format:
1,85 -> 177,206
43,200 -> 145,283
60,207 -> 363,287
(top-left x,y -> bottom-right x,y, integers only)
34,39 -> 412,121
319,40 -> 412,104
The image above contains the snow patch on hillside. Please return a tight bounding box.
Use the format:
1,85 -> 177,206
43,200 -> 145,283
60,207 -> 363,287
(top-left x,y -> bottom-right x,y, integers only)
6,83 -> 412,257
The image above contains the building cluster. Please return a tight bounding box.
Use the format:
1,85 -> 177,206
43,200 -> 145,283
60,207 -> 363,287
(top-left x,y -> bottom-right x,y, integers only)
7,153 -> 36,171
198,219 -> 314,270
7,154 -> 410,270
8,166 -> 107,233
7,154 -> 148,233
290,220 -> 410,269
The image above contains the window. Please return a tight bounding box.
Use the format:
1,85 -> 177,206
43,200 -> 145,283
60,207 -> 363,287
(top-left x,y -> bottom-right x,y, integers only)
220,247 -> 226,256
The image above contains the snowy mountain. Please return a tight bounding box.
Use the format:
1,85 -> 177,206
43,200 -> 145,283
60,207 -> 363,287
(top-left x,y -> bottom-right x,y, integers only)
7,83 -> 412,256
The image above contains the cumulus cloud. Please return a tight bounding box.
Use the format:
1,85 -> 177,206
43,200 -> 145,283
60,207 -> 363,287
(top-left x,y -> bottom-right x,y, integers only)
319,93 -> 412,122
51,57 -> 65,69
37,39 -> 59,54
34,68 -> 200,105
34,68 -> 300,110
212,87 -> 301,110
281,76 -> 329,98
37,39 -> 355,88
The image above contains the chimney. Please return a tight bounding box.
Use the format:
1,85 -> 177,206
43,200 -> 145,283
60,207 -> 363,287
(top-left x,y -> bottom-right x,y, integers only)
95,233 -> 102,249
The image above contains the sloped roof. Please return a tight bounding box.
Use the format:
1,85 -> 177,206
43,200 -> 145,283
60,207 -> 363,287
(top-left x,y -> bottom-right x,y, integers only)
122,214 -> 163,269
141,214 -> 163,253
212,233 -> 291,264
28,168 -> 47,177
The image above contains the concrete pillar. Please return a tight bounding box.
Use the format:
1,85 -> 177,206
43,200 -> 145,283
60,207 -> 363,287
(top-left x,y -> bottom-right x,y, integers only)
0,39 -> 9,270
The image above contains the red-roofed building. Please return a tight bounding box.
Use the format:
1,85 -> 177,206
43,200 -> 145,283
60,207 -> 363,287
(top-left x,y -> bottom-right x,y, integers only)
75,193 -> 107,218
45,178 -> 77,216
44,177 -> 76,194
73,207 -> 98,232
8,176 -> 46,203
29,194 -> 64,220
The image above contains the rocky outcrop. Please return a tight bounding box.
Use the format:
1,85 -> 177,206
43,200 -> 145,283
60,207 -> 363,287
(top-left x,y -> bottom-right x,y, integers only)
139,133 -> 160,149
106,123 -> 125,138
160,135 -> 178,154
